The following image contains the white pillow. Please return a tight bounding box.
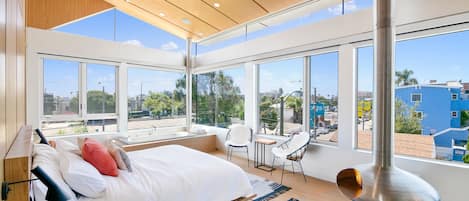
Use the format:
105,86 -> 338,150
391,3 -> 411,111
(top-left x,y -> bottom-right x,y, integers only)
32,144 -> 77,201
55,139 -> 80,153
59,151 -> 106,198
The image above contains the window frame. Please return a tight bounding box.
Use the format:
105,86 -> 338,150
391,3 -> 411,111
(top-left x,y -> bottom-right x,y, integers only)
451,111 -> 458,118
40,55 -> 120,133
413,111 -> 423,120
192,65 -> 246,128
256,55 -> 306,136
451,93 -> 458,100
411,93 -> 422,103
309,50 -> 340,143
126,65 -> 188,130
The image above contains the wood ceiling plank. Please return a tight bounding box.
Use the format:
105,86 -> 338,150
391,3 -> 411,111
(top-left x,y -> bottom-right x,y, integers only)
27,0 -> 114,29
202,0 -> 268,23
254,0 -> 305,12
133,0 -> 218,38
104,0 -> 199,40
166,0 -> 237,30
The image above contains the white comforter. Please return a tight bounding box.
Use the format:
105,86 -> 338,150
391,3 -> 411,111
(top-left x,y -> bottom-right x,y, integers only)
80,145 -> 252,201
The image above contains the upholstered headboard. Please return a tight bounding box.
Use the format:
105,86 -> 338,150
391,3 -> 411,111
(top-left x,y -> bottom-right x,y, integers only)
3,125 -> 33,201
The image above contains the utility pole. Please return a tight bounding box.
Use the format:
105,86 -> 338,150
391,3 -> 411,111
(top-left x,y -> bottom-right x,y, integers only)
99,82 -> 105,132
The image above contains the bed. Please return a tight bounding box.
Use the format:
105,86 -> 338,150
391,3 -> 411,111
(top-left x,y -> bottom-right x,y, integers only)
78,145 -> 253,201
26,132 -> 253,201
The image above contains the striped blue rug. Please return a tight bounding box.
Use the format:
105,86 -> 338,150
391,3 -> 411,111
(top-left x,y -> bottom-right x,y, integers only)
247,174 -> 291,201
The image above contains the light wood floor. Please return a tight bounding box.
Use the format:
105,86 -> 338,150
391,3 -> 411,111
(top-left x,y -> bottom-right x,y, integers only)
211,151 -> 348,201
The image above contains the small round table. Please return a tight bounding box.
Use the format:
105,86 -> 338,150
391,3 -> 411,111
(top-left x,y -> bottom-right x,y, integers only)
254,138 -> 277,172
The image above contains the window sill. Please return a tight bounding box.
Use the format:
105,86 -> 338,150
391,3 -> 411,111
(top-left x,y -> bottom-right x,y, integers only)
116,132 -> 215,145
48,132 -> 120,139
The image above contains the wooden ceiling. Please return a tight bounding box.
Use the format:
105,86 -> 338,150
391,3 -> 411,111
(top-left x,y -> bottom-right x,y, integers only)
27,0 -> 310,41
27,0 -> 114,29
104,0 -> 310,40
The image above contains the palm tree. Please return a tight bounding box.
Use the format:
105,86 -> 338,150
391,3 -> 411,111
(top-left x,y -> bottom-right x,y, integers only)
395,69 -> 418,86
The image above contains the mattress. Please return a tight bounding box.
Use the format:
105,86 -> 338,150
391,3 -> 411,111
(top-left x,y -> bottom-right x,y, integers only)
78,145 -> 253,201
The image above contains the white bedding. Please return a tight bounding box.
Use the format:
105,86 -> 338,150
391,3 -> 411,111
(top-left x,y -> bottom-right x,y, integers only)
79,145 -> 253,201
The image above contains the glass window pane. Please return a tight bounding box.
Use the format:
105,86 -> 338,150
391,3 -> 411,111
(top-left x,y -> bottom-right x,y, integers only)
54,10 -> 115,41
356,46 -> 373,150
54,9 -> 186,52
310,52 -> 339,143
259,58 -> 304,136
395,30 -> 469,162
87,63 -> 117,114
43,59 -> 79,116
193,67 -> 245,128
115,11 -> 186,52
127,67 -> 186,130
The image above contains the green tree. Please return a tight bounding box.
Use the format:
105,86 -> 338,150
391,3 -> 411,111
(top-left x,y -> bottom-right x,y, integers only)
143,92 -> 172,118
86,90 -> 116,113
461,111 -> 469,127
286,96 -> 302,123
260,96 -> 278,131
395,69 -> 418,86
192,72 -> 244,127
395,98 -> 422,134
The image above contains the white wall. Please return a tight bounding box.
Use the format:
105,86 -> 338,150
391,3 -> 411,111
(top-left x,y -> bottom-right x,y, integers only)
195,1 -> 469,201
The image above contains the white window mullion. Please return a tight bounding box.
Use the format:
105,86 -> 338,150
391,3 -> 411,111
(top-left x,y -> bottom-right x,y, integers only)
303,56 -> 311,133
80,62 -> 87,123
118,63 -> 128,135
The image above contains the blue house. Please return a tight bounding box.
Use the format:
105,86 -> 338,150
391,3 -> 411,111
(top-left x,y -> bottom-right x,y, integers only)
396,84 -> 469,161
395,85 -> 469,135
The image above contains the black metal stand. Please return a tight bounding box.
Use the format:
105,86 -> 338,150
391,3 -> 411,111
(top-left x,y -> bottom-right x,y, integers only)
254,142 -> 275,172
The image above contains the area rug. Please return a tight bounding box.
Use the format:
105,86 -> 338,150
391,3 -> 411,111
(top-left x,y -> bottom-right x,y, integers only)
247,173 -> 291,201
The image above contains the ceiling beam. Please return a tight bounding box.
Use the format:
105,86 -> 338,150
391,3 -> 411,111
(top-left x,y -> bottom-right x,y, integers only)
27,0 -> 114,29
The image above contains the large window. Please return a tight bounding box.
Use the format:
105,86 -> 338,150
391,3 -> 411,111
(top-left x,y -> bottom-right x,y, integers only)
310,52 -> 339,143
195,0 -> 372,55
55,9 -> 186,53
356,30 -> 469,164
41,58 -> 118,136
395,30 -> 469,162
258,58 -> 303,136
127,67 -> 186,131
193,66 -> 245,128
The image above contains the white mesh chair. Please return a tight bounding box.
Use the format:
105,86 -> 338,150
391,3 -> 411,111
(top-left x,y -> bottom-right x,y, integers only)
225,124 -> 253,166
271,132 -> 311,184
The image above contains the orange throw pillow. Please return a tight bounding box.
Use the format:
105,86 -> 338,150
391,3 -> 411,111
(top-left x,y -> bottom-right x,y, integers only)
81,138 -> 119,177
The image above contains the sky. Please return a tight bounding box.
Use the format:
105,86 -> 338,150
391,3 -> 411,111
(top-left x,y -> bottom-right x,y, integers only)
358,30 -> 469,92
48,0 -> 469,100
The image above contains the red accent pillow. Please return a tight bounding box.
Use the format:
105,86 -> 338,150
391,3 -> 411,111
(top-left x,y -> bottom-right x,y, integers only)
81,138 -> 119,177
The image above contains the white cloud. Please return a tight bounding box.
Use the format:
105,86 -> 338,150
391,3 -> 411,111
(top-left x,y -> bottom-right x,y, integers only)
160,41 -> 179,51
328,0 -> 358,16
123,39 -> 144,47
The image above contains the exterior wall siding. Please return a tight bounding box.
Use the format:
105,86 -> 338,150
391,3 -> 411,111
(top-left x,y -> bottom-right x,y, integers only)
395,86 -> 454,135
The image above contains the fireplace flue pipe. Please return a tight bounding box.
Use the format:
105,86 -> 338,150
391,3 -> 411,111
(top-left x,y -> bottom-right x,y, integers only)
336,0 -> 440,200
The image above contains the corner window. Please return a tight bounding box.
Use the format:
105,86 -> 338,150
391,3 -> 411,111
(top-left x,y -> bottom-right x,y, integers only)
411,93 -> 422,102
41,58 -> 118,136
